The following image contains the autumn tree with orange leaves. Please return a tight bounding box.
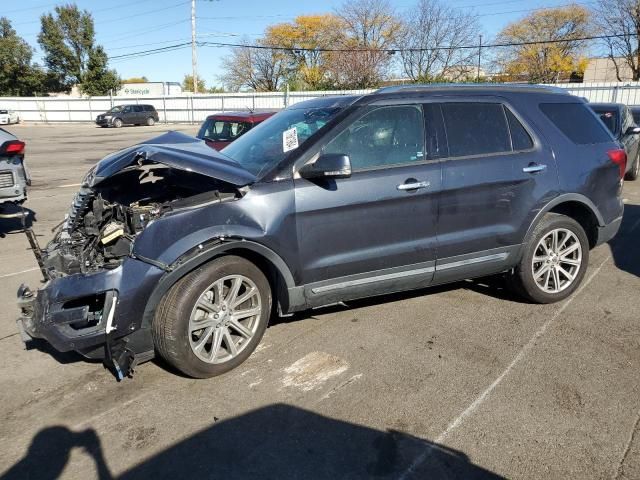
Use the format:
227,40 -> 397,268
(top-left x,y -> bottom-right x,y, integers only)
494,5 -> 592,83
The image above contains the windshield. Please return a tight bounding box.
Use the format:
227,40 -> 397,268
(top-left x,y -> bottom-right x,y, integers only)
198,119 -> 252,142
107,106 -> 124,113
222,106 -> 343,177
592,108 -> 618,135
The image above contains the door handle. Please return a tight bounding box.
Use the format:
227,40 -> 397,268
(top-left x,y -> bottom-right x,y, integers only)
397,181 -> 430,191
522,163 -> 547,173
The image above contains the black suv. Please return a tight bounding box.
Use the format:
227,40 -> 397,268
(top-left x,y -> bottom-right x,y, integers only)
96,104 -> 159,128
588,103 -> 640,180
18,85 -> 624,380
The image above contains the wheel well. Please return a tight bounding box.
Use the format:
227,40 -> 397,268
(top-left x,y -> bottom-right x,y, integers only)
224,248 -> 289,313
548,201 -> 599,248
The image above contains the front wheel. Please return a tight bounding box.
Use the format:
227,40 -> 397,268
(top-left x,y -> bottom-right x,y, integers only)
112,118 -> 123,128
153,256 -> 272,378
510,213 -> 589,303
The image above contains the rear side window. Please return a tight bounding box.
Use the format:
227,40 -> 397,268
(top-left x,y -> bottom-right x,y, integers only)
441,103 -> 511,157
540,103 -> 612,144
143,105 -> 155,112
132,105 -> 143,112
505,108 -> 534,150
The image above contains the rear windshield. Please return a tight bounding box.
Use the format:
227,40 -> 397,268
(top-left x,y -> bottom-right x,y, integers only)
0,110 -> 8,114
539,103 -> 613,144
197,119 -> 252,142
590,107 -> 619,135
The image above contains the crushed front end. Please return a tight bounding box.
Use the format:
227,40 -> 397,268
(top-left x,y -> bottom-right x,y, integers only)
16,131 -> 251,379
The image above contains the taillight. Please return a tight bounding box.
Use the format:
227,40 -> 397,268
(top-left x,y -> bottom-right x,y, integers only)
1,140 -> 25,156
607,149 -> 627,179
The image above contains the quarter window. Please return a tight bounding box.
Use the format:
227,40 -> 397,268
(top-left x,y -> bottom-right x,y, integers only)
540,103 -> 613,144
324,105 -> 425,170
441,103 -> 511,157
505,108 -> 534,150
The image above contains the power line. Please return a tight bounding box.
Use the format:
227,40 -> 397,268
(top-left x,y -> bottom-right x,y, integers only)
105,32 -> 638,63
199,33 -> 638,53
475,1 -> 596,17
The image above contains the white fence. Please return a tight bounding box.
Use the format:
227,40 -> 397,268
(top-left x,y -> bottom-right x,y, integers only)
3,82 -> 640,124
0,89 -> 373,124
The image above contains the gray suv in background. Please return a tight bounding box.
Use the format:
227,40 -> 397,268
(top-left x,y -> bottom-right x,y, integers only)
96,104 -> 159,128
18,85 -> 624,380
0,127 -> 30,207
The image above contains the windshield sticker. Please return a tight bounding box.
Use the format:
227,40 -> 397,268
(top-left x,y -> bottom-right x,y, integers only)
283,127 -> 299,153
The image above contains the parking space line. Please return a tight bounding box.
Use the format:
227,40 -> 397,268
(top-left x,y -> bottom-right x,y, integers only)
56,183 -> 81,188
0,267 -> 38,279
399,255 -> 612,480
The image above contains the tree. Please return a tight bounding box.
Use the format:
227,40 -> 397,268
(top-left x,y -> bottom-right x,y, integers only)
182,74 -> 206,92
0,17 -> 46,96
220,40 -> 288,92
81,46 -> 121,96
398,0 -> 482,82
595,0 -> 640,81
329,0 -> 402,88
494,5 -> 592,83
264,15 -> 346,89
38,4 -> 120,94
123,76 -> 148,83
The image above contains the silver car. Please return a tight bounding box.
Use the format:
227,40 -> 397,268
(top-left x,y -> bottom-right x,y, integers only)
0,128 -> 30,206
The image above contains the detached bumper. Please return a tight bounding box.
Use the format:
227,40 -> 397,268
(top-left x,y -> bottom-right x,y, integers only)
16,257 -> 164,360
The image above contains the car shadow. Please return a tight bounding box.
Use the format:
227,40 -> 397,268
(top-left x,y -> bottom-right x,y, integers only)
25,338 -> 92,365
1,404 -> 504,480
608,203 -> 640,278
0,205 -> 36,238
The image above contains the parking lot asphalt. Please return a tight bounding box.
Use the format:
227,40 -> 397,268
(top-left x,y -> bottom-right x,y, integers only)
0,124 -> 639,479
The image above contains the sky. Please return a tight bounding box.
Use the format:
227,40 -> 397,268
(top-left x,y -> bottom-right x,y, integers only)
4,0 -> 592,88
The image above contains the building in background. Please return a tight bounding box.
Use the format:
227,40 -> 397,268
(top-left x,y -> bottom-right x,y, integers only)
583,57 -> 635,83
116,82 -> 182,96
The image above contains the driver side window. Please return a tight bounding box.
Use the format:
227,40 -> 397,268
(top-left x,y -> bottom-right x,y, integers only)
323,105 -> 425,171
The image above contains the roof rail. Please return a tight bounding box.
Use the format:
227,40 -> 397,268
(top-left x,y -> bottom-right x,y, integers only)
375,83 -> 570,95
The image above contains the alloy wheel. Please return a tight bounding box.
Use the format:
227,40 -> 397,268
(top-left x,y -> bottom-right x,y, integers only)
531,228 -> 582,294
188,275 -> 262,364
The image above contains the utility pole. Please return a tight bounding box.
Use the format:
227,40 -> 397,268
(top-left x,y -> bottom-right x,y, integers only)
477,34 -> 482,83
191,0 -> 198,94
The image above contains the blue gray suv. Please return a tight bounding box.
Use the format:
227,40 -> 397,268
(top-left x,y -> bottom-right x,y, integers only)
17,85 -> 625,379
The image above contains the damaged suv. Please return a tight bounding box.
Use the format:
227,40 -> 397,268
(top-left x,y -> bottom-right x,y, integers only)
17,85 -> 624,379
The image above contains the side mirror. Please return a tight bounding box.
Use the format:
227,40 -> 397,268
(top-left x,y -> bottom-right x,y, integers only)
625,126 -> 640,135
299,153 -> 352,180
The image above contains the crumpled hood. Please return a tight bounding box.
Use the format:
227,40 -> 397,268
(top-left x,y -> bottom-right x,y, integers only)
89,131 -> 256,187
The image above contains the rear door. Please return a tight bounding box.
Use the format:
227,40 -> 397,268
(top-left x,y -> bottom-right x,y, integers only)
294,102 -> 443,305
132,105 -> 144,124
434,99 -> 559,282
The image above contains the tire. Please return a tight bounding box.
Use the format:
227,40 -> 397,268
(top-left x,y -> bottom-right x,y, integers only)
625,151 -> 640,181
153,255 -> 272,378
509,213 -> 589,304
146,117 -> 155,126
113,118 -> 123,128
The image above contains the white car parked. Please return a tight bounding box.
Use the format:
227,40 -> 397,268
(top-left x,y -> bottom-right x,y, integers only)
0,110 -> 20,125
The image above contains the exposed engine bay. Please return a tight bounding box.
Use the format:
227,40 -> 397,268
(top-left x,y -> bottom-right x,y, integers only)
44,158 -> 239,276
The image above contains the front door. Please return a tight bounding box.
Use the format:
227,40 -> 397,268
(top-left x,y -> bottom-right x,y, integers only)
294,103 -> 442,306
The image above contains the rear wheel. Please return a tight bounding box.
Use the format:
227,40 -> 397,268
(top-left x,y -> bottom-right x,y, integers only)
510,213 -> 589,303
625,151 -> 640,181
146,117 -> 155,126
153,256 -> 271,378
113,118 -> 123,128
